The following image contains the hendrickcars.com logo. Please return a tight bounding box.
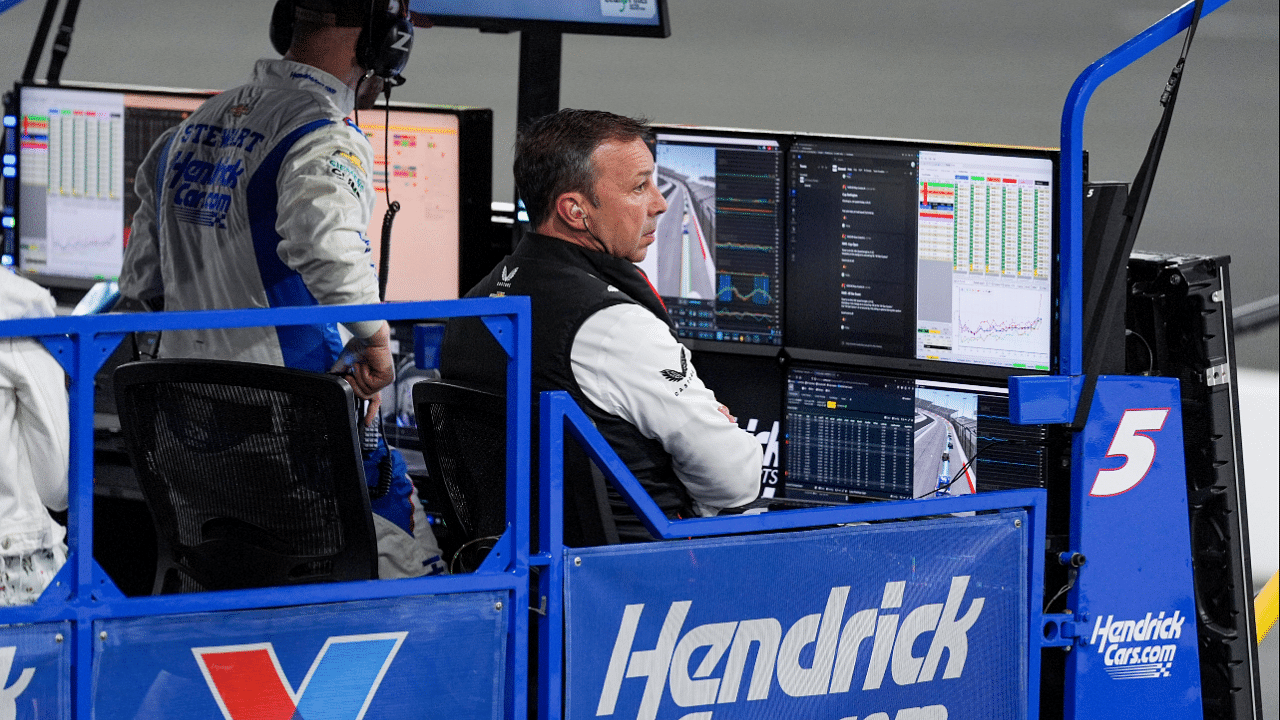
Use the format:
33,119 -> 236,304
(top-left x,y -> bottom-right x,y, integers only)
193,632 -> 406,720
1090,610 -> 1186,680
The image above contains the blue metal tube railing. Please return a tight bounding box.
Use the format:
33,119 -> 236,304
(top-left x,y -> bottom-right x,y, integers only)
0,296 -> 532,719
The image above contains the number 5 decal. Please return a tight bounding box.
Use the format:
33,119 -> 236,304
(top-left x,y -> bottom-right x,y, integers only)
1089,408 -> 1170,497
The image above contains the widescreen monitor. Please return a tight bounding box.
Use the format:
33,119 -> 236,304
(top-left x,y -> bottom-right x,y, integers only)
3,82 -> 491,300
785,136 -> 1058,377
641,127 -> 787,346
409,0 -> 669,37
782,365 -> 1048,503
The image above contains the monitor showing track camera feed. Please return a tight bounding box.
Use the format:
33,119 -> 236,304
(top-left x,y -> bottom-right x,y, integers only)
786,136 -> 1058,376
639,127 -> 786,346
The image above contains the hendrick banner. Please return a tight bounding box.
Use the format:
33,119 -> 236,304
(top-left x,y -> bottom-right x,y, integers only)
90,593 -> 508,720
565,513 -> 1028,720
0,621 -> 71,720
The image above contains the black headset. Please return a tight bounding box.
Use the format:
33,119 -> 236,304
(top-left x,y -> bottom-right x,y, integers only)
269,0 -> 414,81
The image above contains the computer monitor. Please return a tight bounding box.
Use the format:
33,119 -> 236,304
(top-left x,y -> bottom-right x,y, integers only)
360,102 -> 493,302
408,0 -> 669,37
782,364 -> 1048,503
785,136 -> 1058,376
6,82 -> 209,288
3,82 -> 492,300
640,127 -> 787,346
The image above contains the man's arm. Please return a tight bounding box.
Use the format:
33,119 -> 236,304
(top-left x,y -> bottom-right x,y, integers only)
1,338 -> 70,512
275,121 -> 393,414
119,128 -> 176,310
274,120 -> 383,340
571,304 -> 762,514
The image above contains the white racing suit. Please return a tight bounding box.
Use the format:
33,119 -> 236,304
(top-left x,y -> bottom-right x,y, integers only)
121,58 -> 445,578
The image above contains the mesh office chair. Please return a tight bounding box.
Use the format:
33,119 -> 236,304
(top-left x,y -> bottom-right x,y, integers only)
413,380 -> 618,571
114,359 -> 378,594
412,380 -> 508,570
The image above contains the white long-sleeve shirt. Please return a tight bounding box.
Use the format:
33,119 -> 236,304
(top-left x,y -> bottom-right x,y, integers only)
1,270 -> 69,603
571,303 -> 762,515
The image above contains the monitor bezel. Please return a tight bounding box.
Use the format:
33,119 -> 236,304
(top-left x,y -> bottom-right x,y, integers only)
409,0 -> 670,38
6,80 -> 496,300
784,131 -> 1062,380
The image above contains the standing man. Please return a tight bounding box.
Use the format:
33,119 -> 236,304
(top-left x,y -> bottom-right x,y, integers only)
119,0 -> 444,578
440,109 -> 762,542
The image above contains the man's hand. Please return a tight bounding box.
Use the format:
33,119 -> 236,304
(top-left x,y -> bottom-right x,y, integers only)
330,321 -> 395,407
717,404 -> 737,423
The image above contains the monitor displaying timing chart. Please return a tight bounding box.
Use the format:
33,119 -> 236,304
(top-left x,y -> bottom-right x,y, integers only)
786,138 -> 1056,373
916,150 -> 1053,369
782,364 -> 1049,503
362,108 -> 463,301
641,129 -> 785,346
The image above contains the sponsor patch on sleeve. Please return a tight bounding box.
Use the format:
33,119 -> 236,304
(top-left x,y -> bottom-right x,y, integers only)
328,150 -> 366,199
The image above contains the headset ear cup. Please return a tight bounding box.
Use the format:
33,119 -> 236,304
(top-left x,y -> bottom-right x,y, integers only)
269,0 -> 295,55
378,15 -> 414,77
363,0 -> 413,78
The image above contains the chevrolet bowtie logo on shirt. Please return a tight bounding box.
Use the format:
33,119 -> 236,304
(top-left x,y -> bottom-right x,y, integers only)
660,348 -> 689,382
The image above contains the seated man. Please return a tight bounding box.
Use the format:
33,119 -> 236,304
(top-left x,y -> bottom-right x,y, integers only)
439,109 -> 762,542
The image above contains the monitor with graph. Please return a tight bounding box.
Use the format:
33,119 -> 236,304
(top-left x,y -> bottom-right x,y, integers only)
641,127 -> 787,346
785,136 -> 1058,375
782,364 -> 1049,503
3,82 -> 491,300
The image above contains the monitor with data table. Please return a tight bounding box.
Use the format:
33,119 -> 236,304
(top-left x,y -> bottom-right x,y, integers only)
641,127 -> 787,346
3,82 -> 491,300
785,136 -> 1058,376
782,364 -> 1049,503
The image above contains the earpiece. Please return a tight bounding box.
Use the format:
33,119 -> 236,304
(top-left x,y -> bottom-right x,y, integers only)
268,0 -> 414,81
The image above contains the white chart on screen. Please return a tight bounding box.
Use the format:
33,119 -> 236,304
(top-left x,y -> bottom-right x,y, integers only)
953,285 -> 1049,355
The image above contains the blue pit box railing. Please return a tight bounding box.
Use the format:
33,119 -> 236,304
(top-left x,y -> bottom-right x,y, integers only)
0,296 -> 532,720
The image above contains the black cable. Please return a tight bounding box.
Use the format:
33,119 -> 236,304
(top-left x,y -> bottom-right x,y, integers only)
377,90 -> 399,301
1044,566 -> 1079,614
1126,329 -> 1154,375
451,535 -> 500,574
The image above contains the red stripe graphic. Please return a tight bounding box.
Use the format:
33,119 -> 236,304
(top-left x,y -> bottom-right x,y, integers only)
200,648 -> 297,720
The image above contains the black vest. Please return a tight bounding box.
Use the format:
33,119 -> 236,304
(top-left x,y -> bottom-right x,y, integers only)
439,233 -> 693,541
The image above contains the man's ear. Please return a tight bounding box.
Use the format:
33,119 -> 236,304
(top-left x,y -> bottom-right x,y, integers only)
553,192 -> 592,231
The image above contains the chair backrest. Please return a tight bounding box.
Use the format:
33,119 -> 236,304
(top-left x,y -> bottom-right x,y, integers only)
413,380 -> 619,565
114,359 -> 378,594
412,380 -> 508,568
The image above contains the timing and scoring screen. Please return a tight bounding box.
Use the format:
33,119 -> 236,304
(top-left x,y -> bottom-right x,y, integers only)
786,139 -> 1055,372
12,84 -> 469,299
638,131 -> 784,345
362,109 -> 462,301
782,365 -> 1048,503
15,85 -> 205,285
